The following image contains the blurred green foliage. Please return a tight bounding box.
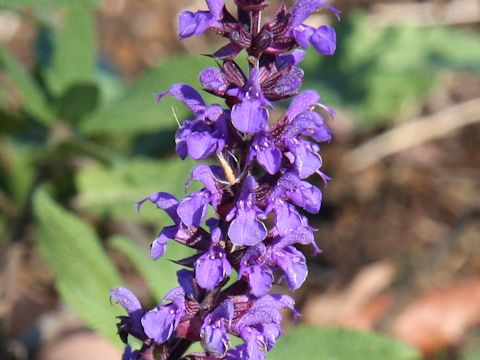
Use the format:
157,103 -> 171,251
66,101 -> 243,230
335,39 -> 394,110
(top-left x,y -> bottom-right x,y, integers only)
302,13 -> 480,127
34,188 -> 123,344
464,351 -> 480,360
269,327 -> 420,360
0,1 -> 479,357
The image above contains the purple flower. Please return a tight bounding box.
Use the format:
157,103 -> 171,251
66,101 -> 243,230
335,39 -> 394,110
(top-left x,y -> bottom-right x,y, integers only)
195,245 -> 232,290
195,228 -> 232,290
230,69 -> 271,134
239,243 -> 274,297
178,0 -> 224,39
293,25 -> 337,55
270,172 -> 323,214
201,300 -> 234,356
136,192 -> 185,259
110,287 -> 146,342
177,164 -> 223,228
230,294 -> 297,359
141,288 -> 186,344
285,89 -> 334,139
240,240 -> 308,295
227,176 -> 267,246
289,0 -> 339,55
177,190 -> 211,228
249,132 -> 282,175
290,0 -> 340,29
276,49 -> 305,68
270,245 -> 308,291
156,84 -> 227,160
285,138 -> 322,179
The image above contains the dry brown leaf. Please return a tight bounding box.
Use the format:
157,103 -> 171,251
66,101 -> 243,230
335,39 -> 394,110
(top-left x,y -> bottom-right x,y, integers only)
38,332 -> 122,360
391,279 -> 480,356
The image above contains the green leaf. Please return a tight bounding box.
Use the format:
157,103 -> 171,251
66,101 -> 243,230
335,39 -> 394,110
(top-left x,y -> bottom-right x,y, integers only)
0,47 -> 54,125
45,2 -> 96,97
269,327 -> 420,360
0,141 -> 36,205
57,82 -> 100,123
109,235 -> 192,303
75,156 -> 198,223
34,188 -> 123,344
80,55 -> 217,135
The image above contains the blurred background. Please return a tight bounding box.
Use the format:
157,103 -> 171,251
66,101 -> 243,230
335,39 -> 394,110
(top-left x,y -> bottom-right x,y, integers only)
0,0 -> 479,359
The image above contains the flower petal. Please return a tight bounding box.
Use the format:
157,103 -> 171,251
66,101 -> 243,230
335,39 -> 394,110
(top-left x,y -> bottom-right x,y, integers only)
195,248 -> 231,290
186,132 -> 219,160
293,24 -> 314,48
177,191 -> 210,227
200,67 -> 228,95
276,49 -> 305,68
151,225 -> 177,260
155,84 -> 206,116
231,98 -> 268,134
228,208 -> 267,246
273,246 -> 308,291
290,0 -> 340,29
206,0 -> 224,19
110,287 -> 142,315
141,306 -> 178,344
310,25 -> 336,55
287,90 -> 321,120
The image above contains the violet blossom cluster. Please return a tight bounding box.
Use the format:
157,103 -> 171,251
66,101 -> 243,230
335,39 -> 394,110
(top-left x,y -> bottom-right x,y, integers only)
111,0 -> 338,359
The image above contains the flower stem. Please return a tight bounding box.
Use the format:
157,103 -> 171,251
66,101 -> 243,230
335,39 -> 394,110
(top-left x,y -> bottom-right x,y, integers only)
249,10 -> 262,68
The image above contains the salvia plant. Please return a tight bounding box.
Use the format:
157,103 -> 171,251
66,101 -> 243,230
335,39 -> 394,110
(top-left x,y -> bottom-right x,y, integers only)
110,0 -> 339,359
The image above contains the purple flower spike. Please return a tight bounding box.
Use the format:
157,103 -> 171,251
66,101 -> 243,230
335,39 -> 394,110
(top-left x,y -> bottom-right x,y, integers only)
113,0 -> 338,355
